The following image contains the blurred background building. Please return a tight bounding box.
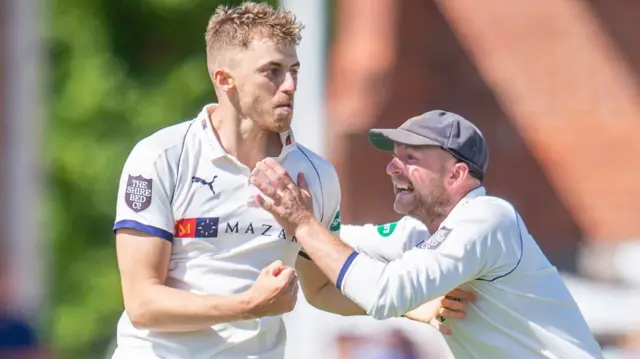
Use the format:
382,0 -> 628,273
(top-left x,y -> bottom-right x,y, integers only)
1,0 -> 639,358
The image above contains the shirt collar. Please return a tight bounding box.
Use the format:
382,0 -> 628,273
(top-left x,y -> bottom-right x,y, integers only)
438,185 -> 486,230
197,103 -> 297,160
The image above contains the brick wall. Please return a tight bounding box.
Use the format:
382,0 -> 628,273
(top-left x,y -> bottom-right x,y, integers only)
326,0 -> 640,270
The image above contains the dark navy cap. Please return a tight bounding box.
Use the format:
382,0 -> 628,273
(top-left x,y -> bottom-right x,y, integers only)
368,110 -> 489,180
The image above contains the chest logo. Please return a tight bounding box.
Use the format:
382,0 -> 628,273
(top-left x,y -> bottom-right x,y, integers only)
191,175 -> 218,195
417,227 -> 452,250
175,217 -> 220,238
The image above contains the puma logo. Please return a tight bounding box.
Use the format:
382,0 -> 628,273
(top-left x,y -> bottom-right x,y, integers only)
191,175 -> 218,195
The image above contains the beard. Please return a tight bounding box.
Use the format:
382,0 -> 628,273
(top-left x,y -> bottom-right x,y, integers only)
245,96 -> 293,133
408,176 -> 453,226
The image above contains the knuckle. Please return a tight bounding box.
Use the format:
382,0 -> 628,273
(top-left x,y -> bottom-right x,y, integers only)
276,168 -> 288,177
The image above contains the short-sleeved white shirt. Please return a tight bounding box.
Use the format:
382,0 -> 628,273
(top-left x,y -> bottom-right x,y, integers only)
111,104 -> 341,359
338,187 -> 604,359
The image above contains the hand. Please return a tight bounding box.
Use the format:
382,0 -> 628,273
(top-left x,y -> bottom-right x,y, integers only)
245,260 -> 299,318
403,287 -> 476,335
249,158 -> 315,234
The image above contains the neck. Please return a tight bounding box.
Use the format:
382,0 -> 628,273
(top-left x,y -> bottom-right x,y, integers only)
419,183 -> 481,233
419,205 -> 454,234
410,193 -> 456,235
210,105 -> 283,170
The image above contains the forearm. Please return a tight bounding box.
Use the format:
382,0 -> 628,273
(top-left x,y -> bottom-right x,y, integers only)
126,283 -> 252,332
294,219 -> 355,285
309,282 -> 366,315
341,250 -> 474,320
296,256 -> 365,316
295,220 -> 444,320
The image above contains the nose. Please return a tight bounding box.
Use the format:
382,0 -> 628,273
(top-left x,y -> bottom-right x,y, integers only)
386,157 -> 403,176
280,72 -> 297,94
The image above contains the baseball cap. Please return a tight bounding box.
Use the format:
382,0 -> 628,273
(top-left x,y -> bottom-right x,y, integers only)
368,110 -> 489,180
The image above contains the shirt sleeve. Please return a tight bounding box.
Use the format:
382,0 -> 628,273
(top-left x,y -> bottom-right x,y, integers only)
338,201 -> 522,320
340,216 -> 430,262
299,161 -> 341,258
320,164 -> 341,235
112,140 -> 175,242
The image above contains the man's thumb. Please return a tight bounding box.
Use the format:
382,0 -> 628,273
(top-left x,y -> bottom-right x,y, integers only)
267,260 -> 285,275
297,172 -> 309,191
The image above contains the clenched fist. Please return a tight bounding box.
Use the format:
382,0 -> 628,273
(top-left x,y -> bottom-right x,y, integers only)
245,260 -> 299,318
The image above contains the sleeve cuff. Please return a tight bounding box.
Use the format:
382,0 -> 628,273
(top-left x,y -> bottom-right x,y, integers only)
339,253 -> 390,318
113,220 -> 173,243
336,251 -> 359,289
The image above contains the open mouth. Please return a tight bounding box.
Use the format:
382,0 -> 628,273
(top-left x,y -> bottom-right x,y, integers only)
394,183 -> 414,195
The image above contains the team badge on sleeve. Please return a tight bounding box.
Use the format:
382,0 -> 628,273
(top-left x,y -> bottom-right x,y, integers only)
125,175 -> 153,212
377,222 -> 397,237
418,226 -> 452,249
329,211 -> 341,232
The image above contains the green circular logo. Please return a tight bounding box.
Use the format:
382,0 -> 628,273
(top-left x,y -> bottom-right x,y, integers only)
377,222 -> 397,237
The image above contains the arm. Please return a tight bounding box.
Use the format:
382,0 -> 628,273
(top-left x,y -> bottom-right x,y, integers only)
292,164 -> 365,315
295,256 -> 365,316
340,216 -> 430,262
116,228 -> 261,331
294,211 -> 515,320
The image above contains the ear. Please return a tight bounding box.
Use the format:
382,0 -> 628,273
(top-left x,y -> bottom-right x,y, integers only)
450,162 -> 468,181
213,68 -> 236,93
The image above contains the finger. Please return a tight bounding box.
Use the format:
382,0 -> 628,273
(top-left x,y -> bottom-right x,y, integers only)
429,319 -> 453,336
256,194 -> 277,213
441,297 -> 469,312
438,308 -> 466,320
266,260 -> 285,275
446,288 -> 476,302
297,173 -> 313,208
277,267 -> 297,284
297,172 -> 309,191
250,176 -> 281,203
257,160 -> 287,189
260,159 -> 293,188
262,158 -> 286,173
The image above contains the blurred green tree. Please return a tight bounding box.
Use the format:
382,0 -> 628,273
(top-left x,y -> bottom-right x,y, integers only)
49,0 -> 277,357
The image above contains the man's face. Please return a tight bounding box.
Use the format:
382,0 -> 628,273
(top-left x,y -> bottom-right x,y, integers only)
228,38 -> 299,133
386,144 -> 455,220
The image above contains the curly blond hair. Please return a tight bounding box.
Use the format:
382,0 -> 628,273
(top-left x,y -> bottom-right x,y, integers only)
205,2 -> 304,70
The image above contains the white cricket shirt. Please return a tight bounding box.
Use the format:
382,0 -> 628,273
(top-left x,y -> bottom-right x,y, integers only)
340,215 -> 429,262
111,104 -> 341,359
338,187 -> 604,359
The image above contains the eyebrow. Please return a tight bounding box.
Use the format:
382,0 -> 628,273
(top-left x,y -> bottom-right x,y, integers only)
260,61 -> 300,69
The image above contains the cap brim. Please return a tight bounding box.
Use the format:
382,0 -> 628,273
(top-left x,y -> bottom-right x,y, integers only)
368,129 -> 440,152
